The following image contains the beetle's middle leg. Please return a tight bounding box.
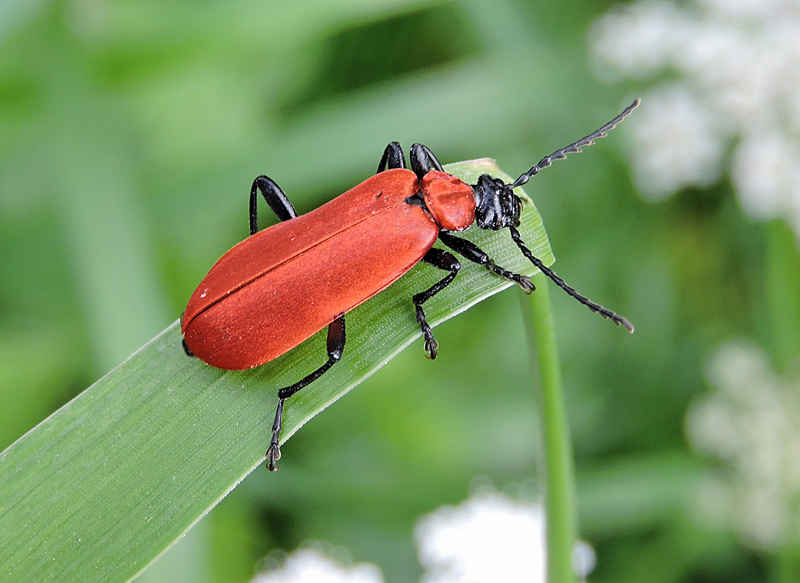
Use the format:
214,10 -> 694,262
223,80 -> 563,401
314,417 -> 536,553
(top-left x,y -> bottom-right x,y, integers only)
409,143 -> 444,180
413,248 -> 461,360
377,142 -> 406,172
266,315 -> 346,471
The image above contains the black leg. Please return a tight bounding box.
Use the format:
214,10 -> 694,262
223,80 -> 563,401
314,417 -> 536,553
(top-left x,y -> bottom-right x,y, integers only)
438,231 -> 535,293
410,143 -> 444,180
412,248 -> 461,359
181,338 -> 194,357
508,227 -> 634,332
250,175 -> 299,236
266,315 -> 346,470
377,142 -> 406,172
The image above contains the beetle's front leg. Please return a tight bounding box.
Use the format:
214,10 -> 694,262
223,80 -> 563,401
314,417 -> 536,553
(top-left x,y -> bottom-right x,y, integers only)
438,231 -> 535,292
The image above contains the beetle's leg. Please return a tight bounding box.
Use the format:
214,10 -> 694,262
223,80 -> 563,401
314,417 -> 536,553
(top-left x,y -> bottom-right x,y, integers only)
508,226 -> 634,332
377,142 -> 406,173
181,339 -> 194,357
410,143 -> 444,180
438,231 -> 535,293
413,248 -> 461,360
250,176 -> 299,236
266,315 -> 346,471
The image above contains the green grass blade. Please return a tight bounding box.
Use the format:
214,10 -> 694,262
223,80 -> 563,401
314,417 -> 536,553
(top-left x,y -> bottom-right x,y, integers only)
0,159 -> 553,583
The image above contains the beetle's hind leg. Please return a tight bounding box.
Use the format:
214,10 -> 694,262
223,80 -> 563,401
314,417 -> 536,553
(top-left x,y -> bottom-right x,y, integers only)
266,315 -> 346,471
181,339 -> 195,357
250,176 -> 299,235
412,248 -> 461,359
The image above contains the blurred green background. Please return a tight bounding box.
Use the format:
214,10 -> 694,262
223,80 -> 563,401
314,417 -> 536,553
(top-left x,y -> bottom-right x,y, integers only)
1,0 -> 794,582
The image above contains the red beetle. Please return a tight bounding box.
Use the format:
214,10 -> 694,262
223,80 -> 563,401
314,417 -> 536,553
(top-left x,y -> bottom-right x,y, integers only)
182,100 -> 639,470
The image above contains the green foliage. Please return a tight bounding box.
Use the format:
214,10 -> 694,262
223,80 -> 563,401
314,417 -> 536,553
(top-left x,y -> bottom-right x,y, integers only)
0,161 -> 549,583
1,1 -> 787,582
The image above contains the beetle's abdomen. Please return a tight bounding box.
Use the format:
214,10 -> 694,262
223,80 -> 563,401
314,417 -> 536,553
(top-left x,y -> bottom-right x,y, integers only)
183,202 -> 438,370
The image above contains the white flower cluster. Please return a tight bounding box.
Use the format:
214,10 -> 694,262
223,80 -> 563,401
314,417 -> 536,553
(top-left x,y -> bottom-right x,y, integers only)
414,491 -> 547,583
591,0 -> 800,238
250,490 -> 597,583
251,546 -> 383,583
686,341 -> 800,549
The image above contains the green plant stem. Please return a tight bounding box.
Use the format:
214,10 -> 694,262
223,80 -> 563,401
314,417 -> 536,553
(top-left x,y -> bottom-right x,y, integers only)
766,220 -> 800,371
774,544 -> 800,583
521,274 -> 577,583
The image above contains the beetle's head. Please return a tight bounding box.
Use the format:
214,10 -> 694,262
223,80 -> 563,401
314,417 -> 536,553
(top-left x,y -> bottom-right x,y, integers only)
472,174 -> 522,231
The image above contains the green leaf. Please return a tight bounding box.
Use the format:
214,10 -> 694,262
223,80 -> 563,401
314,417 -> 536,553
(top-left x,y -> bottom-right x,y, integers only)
0,159 -> 553,583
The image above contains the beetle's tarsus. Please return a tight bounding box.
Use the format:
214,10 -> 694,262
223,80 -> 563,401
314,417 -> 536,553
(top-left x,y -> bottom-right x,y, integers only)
517,275 -> 535,293
416,305 -> 439,359
266,398 -> 285,471
424,335 -> 439,360
266,443 -> 281,471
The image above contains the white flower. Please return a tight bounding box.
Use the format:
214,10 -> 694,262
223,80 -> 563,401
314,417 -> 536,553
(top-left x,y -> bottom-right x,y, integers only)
251,547 -> 383,583
591,0 -> 800,241
686,340 -> 800,549
628,85 -> 726,199
592,1 -> 689,80
415,491 -> 547,583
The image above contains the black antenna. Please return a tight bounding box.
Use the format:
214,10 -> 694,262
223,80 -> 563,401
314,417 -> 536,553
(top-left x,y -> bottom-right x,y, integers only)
510,99 -> 640,189
509,226 -> 634,332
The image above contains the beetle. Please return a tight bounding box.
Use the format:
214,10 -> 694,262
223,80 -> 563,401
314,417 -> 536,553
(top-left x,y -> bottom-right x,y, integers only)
182,99 -> 639,470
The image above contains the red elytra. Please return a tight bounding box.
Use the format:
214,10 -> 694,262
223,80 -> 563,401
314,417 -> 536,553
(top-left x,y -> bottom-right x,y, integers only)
181,100 -> 639,470
181,169 -> 475,370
